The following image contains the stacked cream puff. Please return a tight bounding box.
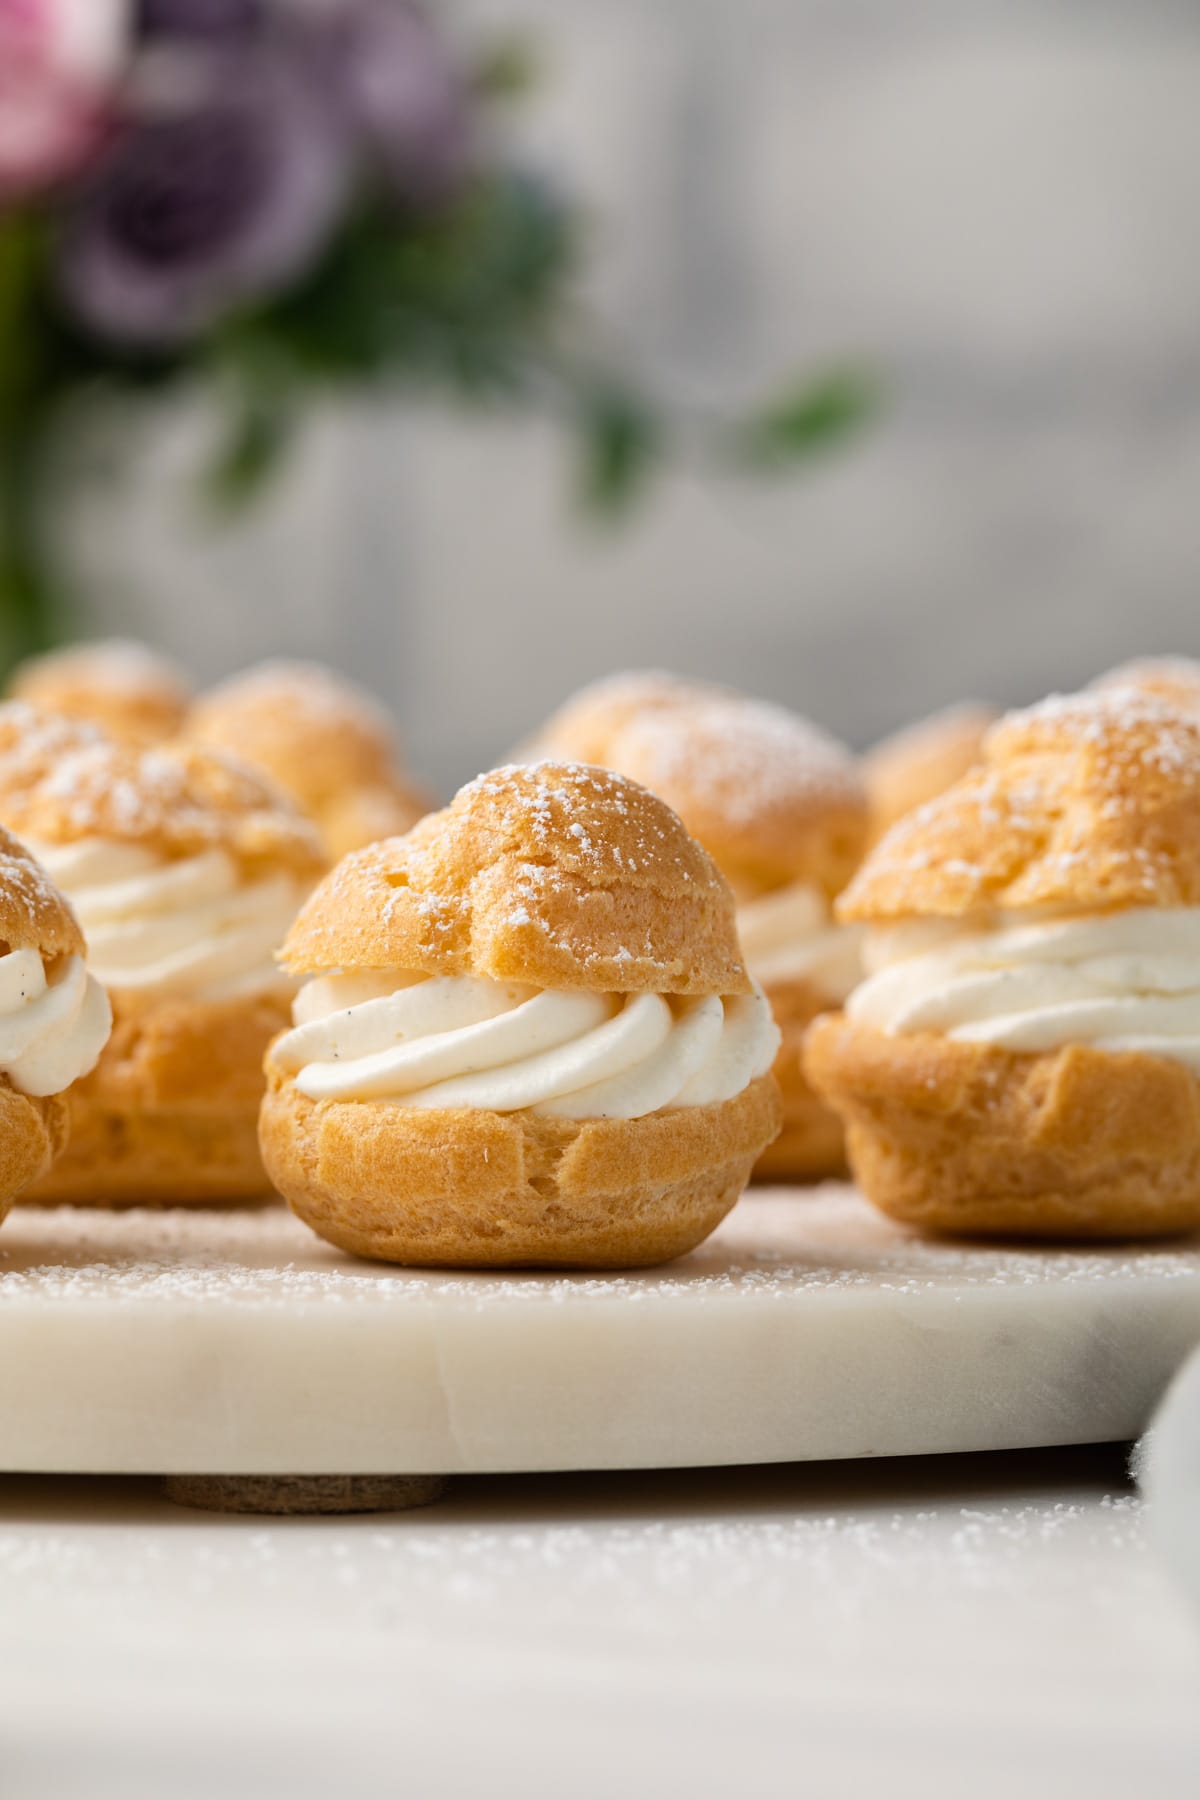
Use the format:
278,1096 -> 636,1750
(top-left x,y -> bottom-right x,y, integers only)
0,703 -> 323,1203
261,761 -> 783,1266
522,673 -> 869,1179
186,660 -> 432,859
806,688 -> 1200,1239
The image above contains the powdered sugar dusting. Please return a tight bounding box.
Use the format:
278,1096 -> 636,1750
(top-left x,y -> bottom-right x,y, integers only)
849,686 -> 1200,917
546,672 -> 863,830
463,760 -> 708,888
197,660 -> 395,745
0,705 -> 321,872
1,1188 -> 1195,1308
0,830 -> 77,942
994,687 -> 1200,776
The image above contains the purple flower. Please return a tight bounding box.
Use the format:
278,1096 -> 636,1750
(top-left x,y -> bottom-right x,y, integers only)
58,52 -> 353,348
327,1 -> 471,208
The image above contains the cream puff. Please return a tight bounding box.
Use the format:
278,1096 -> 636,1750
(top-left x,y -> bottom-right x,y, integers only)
0,827 -> 111,1224
260,761 -> 783,1267
0,705 -> 324,1204
7,639 -> 191,745
863,702 -> 997,843
805,689 -> 1200,1239
522,672 -> 868,1179
187,660 -> 432,860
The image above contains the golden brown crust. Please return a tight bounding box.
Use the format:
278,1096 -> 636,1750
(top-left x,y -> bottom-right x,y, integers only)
804,1013 -> 1200,1238
864,703 -> 997,843
25,991 -> 289,1205
0,822 -> 85,960
0,1080 -> 70,1223
752,978 -> 846,1181
259,1070 -> 782,1267
282,761 -> 751,996
187,661 -> 433,856
0,708 -> 324,882
523,672 -> 867,900
841,689 -> 1200,923
7,640 -> 190,745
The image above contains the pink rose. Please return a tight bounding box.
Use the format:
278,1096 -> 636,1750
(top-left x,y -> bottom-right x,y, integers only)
0,0 -> 130,197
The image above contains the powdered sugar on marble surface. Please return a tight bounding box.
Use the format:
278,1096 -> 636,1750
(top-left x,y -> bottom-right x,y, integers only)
1,1189 -> 1196,1309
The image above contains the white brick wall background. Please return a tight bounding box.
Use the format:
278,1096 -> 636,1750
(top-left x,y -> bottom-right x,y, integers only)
78,0 -> 1200,793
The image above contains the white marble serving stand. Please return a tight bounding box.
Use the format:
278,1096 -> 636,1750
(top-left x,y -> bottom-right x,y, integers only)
1,1188 -> 1198,1487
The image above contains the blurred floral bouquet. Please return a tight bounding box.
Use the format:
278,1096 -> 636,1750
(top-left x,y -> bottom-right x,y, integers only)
0,0 -> 871,662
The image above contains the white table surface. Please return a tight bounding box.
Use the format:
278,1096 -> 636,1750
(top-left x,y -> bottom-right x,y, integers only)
3,1447 -> 1198,1800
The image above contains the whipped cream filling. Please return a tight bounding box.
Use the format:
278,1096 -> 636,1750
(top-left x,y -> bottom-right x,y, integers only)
272,971 -> 781,1119
0,947 -> 111,1097
849,906 -> 1200,1072
737,881 -> 863,999
25,839 -> 304,1003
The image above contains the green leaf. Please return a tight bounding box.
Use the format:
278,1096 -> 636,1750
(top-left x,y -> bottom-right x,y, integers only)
472,35 -> 541,102
204,376 -> 297,512
0,419 -> 70,670
737,366 -> 879,469
248,171 -> 576,397
576,382 -> 660,516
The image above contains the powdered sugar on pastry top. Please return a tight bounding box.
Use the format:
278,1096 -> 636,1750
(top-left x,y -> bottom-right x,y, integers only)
469,760 -> 705,884
536,671 -> 863,826
281,759 -> 750,996
0,706 -> 323,876
841,689 -> 1200,923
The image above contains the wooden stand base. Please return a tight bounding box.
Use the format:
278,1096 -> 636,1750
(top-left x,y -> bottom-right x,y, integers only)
161,1474 -> 449,1515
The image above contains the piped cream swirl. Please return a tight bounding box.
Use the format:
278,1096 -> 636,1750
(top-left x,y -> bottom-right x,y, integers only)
272,972 -> 780,1118
737,881 -> 863,999
849,906 -> 1200,1072
24,838 -> 304,1003
0,948 -> 111,1096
